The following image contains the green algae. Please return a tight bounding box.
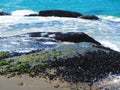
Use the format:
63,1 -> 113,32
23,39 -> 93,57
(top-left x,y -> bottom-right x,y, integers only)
17,52 -> 49,63
0,45 -> 81,76
9,64 -> 30,73
0,51 -> 9,59
0,52 -> 49,76
50,50 -> 62,57
17,56 -> 37,63
36,52 -> 50,61
0,61 -> 8,66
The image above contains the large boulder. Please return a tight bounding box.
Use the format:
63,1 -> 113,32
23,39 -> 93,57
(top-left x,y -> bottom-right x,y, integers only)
39,10 -> 82,18
54,32 -> 101,45
0,12 -> 10,16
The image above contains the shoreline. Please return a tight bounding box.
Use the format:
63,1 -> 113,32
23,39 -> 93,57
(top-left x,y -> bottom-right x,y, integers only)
1,75 -> 120,90
0,75 -> 95,90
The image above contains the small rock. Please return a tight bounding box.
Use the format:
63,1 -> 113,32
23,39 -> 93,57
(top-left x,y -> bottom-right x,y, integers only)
80,15 -> 99,20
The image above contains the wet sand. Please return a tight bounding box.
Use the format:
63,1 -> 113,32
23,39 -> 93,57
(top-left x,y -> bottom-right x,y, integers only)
0,75 -> 91,90
1,74 -> 120,90
0,75 -> 63,90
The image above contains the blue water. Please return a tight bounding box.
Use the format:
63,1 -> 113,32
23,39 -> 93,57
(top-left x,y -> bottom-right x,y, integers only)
0,0 -> 120,52
0,0 -> 120,17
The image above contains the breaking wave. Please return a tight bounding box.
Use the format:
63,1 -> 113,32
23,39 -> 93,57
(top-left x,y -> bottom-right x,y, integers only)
0,10 -> 120,51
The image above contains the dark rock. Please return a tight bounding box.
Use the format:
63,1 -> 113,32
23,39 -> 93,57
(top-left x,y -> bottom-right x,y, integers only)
0,12 -> 10,16
80,15 -> 99,20
29,32 -> 41,37
39,10 -> 82,18
47,47 -> 120,83
24,10 -> 99,20
29,32 -> 101,45
54,32 -> 101,45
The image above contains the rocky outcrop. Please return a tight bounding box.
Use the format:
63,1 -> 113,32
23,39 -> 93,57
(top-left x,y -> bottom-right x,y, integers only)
0,40 -> 120,84
0,31 -> 120,88
54,32 -> 101,45
46,45 -> 120,83
39,10 -> 82,18
29,32 -> 101,45
0,12 -> 10,16
80,15 -> 99,20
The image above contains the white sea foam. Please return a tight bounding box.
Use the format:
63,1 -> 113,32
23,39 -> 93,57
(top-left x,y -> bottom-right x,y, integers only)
11,10 -> 38,16
96,75 -> 120,89
98,15 -> 120,22
0,14 -> 120,51
100,41 -> 120,52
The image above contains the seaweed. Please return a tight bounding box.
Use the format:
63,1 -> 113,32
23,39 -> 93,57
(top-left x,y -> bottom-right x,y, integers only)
0,51 -> 9,60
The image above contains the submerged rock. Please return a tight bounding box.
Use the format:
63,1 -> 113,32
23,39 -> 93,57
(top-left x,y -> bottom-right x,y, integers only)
0,32 -> 101,54
0,33 -> 58,54
39,10 -> 82,18
25,14 -> 39,16
0,12 -> 10,16
80,15 -> 99,20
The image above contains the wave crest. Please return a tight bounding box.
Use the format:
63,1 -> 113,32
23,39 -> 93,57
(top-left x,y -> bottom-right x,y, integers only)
98,15 -> 120,22
11,10 -> 38,16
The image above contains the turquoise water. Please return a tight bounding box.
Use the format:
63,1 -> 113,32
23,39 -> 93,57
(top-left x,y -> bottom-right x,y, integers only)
0,0 -> 120,17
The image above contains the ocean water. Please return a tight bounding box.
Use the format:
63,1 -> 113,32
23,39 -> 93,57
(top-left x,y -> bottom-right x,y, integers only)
0,0 -> 120,17
0,0 -> 120,52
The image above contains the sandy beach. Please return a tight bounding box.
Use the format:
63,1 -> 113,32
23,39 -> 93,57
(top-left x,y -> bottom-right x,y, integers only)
0,75 -> 63,90
0,75 -> 92,90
